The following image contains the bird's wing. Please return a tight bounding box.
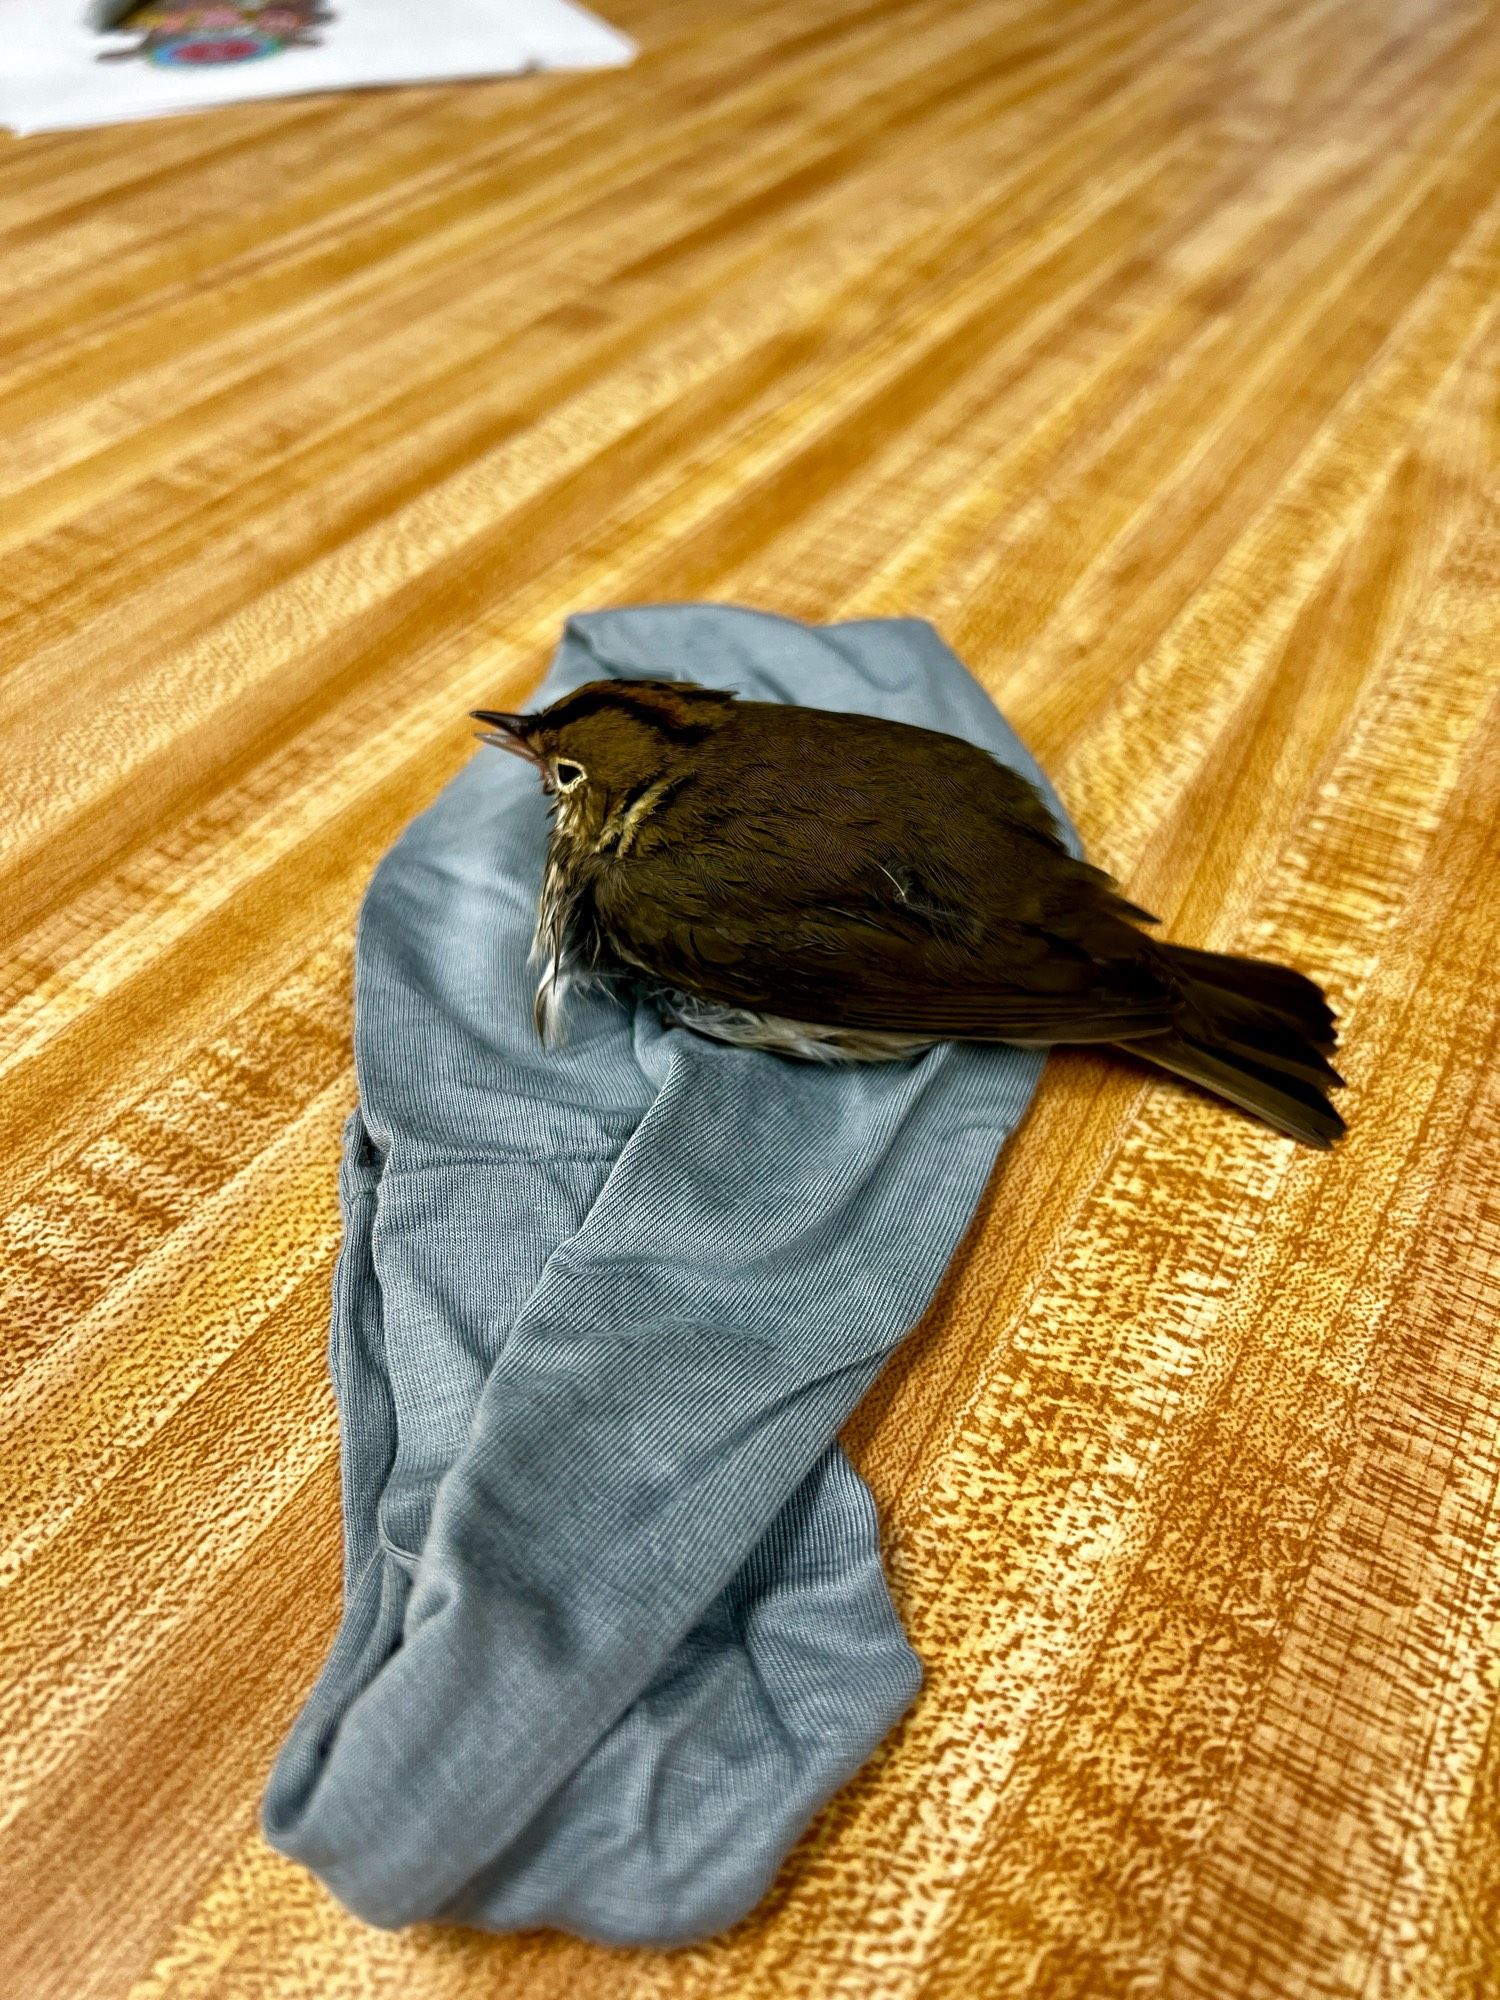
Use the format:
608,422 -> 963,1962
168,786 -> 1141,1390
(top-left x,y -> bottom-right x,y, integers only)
597,836 -> 1176,1045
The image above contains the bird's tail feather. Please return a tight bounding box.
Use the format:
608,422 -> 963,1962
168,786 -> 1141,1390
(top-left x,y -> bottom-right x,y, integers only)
1120,944 -> 1345,1147
1127,1034 -> 1345,1147
1159,944 -> 1338,1048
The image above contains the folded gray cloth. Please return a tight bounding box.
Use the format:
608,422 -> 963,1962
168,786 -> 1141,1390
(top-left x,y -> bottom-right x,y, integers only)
261,605 -> 1078,1946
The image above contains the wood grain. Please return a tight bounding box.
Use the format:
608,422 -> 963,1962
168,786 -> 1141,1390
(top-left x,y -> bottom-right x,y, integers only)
4,2 -> 1499,1995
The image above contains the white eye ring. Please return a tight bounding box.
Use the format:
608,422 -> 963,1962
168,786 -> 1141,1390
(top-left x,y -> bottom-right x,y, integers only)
553,759 -> 586,790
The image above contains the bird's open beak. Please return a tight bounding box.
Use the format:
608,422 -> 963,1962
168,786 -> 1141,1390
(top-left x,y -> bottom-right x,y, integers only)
470,709 -> 542,764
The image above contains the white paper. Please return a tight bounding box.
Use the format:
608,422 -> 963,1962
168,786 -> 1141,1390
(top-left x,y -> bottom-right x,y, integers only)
0,0 -> 634,136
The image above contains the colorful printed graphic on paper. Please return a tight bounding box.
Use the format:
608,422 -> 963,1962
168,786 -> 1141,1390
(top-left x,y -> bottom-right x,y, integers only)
99,3 -> 333,67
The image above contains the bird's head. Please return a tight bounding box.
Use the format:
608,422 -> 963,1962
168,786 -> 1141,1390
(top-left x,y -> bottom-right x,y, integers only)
471,677 -> 736,855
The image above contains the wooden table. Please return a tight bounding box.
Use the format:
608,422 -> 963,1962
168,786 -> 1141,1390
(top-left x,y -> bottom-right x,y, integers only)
5,2 -> 1498,1994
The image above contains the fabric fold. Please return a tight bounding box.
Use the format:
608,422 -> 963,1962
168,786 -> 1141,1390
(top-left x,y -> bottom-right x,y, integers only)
262,605 -> 1078,1946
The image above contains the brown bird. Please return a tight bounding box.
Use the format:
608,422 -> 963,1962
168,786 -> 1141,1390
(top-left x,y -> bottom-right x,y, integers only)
471,679 -> 1344,1146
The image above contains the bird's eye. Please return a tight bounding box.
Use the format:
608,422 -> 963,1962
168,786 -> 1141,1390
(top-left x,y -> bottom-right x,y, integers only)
553,760 -> 585,790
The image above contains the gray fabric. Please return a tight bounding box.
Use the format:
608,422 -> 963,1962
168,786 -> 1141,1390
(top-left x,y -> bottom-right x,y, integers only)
261,605 -> 1078,1947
